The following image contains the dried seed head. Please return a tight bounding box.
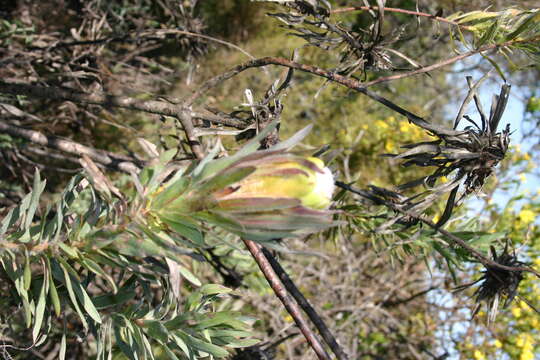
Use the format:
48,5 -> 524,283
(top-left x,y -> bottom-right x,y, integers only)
379,81 -> 512,229
455,243 -> 525,324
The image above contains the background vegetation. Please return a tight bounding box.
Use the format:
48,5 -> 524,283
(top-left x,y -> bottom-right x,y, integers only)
0,0 -> 539,359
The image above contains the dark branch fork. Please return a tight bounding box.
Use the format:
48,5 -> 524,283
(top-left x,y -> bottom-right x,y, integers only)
243,239 -> 332,360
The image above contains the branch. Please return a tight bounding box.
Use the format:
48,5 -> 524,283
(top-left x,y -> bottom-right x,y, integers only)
41,29 -> 256,60
186,56 -> 425,123
0,81 -> 233,159
177,109 -> 204,160
242,239 -> 331,360
331,6 -> 471,30
187,35 -> 529,107
0,121 -> 142,174
335,181 -> 540,279
261,247 -> 349,360
0,81 -> 181,116
379,286 -> 438,307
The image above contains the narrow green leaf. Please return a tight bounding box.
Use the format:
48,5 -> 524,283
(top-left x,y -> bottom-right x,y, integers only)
161,218 -> 205,247
59,331 -> 67,360
199,284 -> 232,296
80,258 -> 117,293
22,297 -> 33,328
75,283 -> 102,324
150,177 -> 190,210
23,255 -> 31,290
197,166 -> 255,196
481,54 -> 507,81
170,334 -> 193,358
225,338 -> 260,348
93,286 -> 137,310
32,261 -> 49,341
139,330 -> 156,360
195,313 -> 247,331
160,343 -> 181,360
506,11 -> 540,41
25,168 -> 46,230
46,258 -> 61,317
455,11 -> 498,24
144,320 -> 170,343
476,18 -> 499,48
57,260 -> 88,329
113,324 -> 137,360
177,264 -> 201,287
57,242 -> 79,258
181,332 -> 229,357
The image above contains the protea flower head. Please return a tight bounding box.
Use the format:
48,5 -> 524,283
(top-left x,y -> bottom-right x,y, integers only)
147,123 -> 337,241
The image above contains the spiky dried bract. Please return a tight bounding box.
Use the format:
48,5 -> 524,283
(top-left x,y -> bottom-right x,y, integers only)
455,244 -> 525,324
382,82 -> 511,229
148,124 -> 337,242
269,0 -> 402,77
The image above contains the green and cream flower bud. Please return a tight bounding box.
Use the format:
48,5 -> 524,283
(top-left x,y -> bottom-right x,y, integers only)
149,151 -> 336,241
214,155 -> 334,210
145,121 -> 338,241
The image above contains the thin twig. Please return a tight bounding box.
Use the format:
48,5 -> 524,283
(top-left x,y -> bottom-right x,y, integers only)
177,109 -> 204,159
335,181 -> 540,279
0,121 -> 142,174
184,44 -> 505,117
242,239 -> 331,360
331,6 -> 471,30
0,81 -> 182,116
261,247 -> 349,360
380,286 -> 438,307
0,81 -> 228,159
39,29 -> 256,60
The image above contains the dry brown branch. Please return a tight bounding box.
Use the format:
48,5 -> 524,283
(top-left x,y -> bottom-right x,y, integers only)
187,39 -> 525,107
0,81 -> 238,159
0,121 -> 142,174
41,29 -> 256,60
261,247 -> 350,360
0,81 -> 180,117
243,239 -> 331,360
331,6 -> 472,30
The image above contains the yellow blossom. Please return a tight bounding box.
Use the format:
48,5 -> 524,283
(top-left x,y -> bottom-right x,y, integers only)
517,335 -> 525,348
494,339 -> 503,348
440,176 -> 449,183
534,257 -> 540,267
399,122 -> 411,133
375,120 -> 389,129
519,173 -> 527,183
512,307 -> 522,318
473,350 -> 485,360
524,153 -> 531,161
432,214 -> 440,223
520,349 -> 534,360
519,209 -> 536,224
385,140 -> 395,152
